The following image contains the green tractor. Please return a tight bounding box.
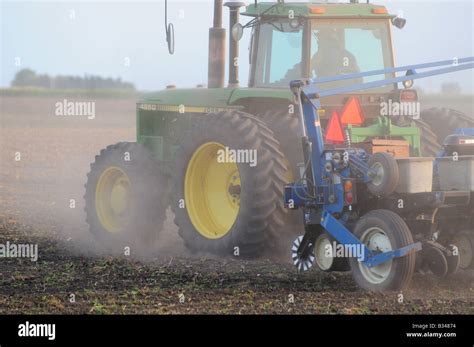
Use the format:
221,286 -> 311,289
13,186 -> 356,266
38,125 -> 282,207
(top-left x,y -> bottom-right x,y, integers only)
84,0 -> 473,257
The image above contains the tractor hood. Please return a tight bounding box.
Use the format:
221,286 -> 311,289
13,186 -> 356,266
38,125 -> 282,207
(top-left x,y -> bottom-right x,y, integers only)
138,86 -> 394,121
139,87 -> 293,110
140,88 -> 234,108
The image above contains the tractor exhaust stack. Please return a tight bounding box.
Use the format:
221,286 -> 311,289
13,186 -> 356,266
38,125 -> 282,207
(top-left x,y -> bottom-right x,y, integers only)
225,2 -> 245,88
208,0 -> 226,88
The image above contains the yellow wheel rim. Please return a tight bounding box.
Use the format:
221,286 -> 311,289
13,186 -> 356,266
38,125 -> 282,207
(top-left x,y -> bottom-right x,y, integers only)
95,166 -> 132,233
185,142 -> 240,239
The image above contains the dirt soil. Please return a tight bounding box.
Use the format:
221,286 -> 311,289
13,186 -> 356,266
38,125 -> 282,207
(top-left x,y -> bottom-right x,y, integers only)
0,95 -> 473,314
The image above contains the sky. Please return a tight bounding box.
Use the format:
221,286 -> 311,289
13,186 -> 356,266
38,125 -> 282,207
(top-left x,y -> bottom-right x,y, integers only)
1,0 -> 473,92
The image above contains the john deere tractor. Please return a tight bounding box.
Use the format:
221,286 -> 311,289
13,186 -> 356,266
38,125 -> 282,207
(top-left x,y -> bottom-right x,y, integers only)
84,0 -> 473,258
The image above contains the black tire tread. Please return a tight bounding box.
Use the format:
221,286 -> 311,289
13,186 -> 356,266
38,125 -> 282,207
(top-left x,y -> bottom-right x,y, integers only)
393,116 -> 441,156
421,107 -> 474,145
259,109 -> 305,228
84,142 -> 167,245
259,109 -> 303,178
171,110 -> 288,257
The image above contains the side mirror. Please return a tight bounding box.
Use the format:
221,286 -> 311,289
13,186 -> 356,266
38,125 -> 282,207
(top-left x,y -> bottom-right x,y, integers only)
166,23 -> 175,54
403,69 -> 415,89
392,16 -> 407,29
231,23 -> 244,42
164,0 -> 174,54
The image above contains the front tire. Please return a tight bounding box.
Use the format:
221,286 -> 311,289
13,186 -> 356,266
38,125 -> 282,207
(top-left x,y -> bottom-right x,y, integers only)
349,210 -> 416,292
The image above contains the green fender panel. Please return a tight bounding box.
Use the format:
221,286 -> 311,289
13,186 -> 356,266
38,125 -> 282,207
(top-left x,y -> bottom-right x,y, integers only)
139,87 -> 293,109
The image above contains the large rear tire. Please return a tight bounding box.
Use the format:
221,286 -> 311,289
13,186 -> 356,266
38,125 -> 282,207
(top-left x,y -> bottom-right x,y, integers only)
84,142 -> 167,245
259,109 -> 304,226
393,116 -> 441,156
349,210 -> 416,292
415,119 -> 442,156
259,109 -> 303,181
171,110 -> 288,257
421,108 -> 474,144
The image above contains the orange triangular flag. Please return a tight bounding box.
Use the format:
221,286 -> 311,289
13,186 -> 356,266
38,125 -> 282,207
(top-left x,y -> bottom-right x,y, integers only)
341,97 -> 365,125
325,111 -> 345,144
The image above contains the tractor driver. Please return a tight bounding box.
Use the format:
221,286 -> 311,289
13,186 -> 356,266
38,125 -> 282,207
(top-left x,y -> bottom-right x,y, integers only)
278,28 -> 361,84
311,28 -> 360,78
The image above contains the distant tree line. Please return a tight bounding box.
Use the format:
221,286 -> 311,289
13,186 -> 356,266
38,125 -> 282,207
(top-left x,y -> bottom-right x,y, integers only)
11,68 -> 135,90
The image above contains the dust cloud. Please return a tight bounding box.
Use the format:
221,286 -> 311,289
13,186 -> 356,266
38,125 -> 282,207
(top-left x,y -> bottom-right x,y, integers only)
0,95 -> 186,260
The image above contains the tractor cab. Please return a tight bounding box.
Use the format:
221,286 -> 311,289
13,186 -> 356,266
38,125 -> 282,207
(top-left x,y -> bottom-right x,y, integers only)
238,2 -> 424,155
242,2 -> 399,91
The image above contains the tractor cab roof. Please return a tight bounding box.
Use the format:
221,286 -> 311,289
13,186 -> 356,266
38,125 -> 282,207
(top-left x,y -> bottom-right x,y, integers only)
241,2 -> 394,19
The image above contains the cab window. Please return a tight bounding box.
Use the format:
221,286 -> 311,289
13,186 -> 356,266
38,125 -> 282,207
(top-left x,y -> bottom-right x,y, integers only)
254,21 -> 303,87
